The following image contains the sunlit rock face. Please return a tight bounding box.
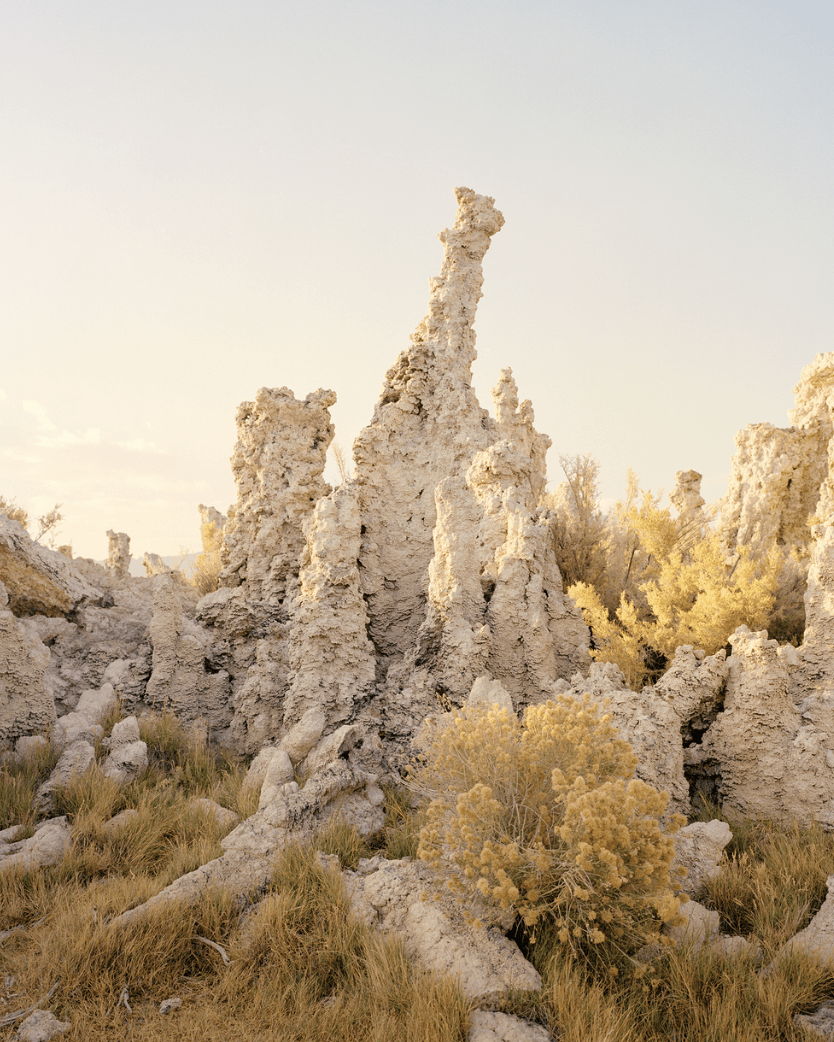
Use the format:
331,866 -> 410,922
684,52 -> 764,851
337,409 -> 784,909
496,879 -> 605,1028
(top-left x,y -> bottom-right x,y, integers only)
353,187 -> 503,662
720,353 -> 834,551
281,483 -> 376,734
106,530 -> 131,579
220,386 -> 336,605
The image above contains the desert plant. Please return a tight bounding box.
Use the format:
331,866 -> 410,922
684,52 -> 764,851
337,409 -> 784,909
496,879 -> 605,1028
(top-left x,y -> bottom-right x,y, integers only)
0,739 -> 60,831
192,520 -> 223,596
331,441 -> 353,484
546,454 -> 609,590
569,488 -> 784,687
0,495 -> 63,544
412,696 -> 684,959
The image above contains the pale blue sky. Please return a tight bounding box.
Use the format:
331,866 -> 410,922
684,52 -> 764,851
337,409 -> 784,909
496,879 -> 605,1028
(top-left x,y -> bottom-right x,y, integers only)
1,1 -> 831,560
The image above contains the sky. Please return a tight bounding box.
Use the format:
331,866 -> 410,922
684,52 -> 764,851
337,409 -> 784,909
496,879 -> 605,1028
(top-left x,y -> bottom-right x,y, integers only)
1,1 -> 832,561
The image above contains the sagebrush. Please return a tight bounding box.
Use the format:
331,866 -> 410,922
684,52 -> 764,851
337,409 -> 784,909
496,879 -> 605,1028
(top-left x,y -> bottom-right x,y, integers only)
412,695 -> 684,958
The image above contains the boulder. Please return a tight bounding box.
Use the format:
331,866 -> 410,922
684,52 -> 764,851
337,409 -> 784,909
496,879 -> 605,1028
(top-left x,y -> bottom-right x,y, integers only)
34,740 -> 96,811
0,515 -> 103,617
190,798 -> 239,831
13,1010 -> 70,1042
0,817 -> 72,873
671,819 -> 732,898
342,854 -> 541,1003
795,1001 -> 834,1041
103,739 -> 148,782
468,1011 -> 554,1042
772,874 -> 834,969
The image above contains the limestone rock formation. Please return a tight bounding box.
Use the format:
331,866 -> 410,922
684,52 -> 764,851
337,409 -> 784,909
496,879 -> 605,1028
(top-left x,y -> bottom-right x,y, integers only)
220,386 -> 336,604
13,1009 -> 70,1042
111,759 -> 383,930
692,627 -> 834,826
671,819 -> 732,898
421,370 -> 589,707
106,530 -> 131,578
0,515 -> 103,617
795,522 -> 834,697
720,353 -> 834,551
0,817 -> 72,873
342,854 -> 541,1003
281,483 -> 375,732
0,582 -> 55,743
556,662 -> 690,817
468,1011 -> 554,1042
354,187 -> 503,661
198,503 -> 227,533
773,874 -> 834,970
654,644 -> 728,745
146,573 -> 231,738
102,715 -> 148,782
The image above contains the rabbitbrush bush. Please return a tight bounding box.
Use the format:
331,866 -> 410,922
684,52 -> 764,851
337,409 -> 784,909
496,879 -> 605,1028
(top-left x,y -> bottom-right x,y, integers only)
413,695 -> 684,958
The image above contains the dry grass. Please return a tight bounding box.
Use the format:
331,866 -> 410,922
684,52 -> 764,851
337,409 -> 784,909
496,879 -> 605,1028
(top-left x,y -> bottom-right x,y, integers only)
0,739 -> 59,832
5,710 -> 834,1041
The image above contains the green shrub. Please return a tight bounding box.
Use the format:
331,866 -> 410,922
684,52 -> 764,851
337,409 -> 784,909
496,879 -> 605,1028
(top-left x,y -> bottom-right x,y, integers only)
412,696 -> 684,958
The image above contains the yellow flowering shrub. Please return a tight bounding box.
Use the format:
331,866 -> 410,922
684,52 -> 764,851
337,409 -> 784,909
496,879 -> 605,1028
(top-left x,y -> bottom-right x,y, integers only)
569,493 -> 784,688
413,695 -> 683,957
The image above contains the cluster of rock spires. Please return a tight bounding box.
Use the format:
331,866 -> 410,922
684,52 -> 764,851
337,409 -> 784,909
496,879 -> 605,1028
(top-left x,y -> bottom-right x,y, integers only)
5,188 -> 834,1039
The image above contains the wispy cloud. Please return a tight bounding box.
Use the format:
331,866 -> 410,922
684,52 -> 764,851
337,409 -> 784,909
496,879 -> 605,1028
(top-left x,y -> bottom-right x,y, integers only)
117,438 -> 163,453
2,446 -> 42,465
36,427 -> 101,447
22,400 -> 57,431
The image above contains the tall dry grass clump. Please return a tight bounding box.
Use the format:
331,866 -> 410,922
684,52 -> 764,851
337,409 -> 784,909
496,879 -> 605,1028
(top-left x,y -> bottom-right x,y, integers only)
191,520 -> 223,596
412,695 -> 684,958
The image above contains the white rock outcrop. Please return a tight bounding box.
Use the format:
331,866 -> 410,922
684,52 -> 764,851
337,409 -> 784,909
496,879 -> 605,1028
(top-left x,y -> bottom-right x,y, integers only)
342,854 -> 541,1003
281,484 -> 375,732
772,874 -> 834,969
146,573 -> 231,737
198,503 -> 227,533
110,760 -> 383,930
671,819 -> 732,898
692,627 -> 834,826
468,1011 -> 554,1042
0,817 -> 72,873
354,188 -> 504,662
13,1009 -> 70,1042
419,370 -> 589,708
220,386 -> 336,604
102,715 -> 148,781
554,662 -> 690,816
0,515 -> 103,617
106,530 -> 131,578
0,582 -> 55,743
795,521 -> 834,697
720,353 -> 834,552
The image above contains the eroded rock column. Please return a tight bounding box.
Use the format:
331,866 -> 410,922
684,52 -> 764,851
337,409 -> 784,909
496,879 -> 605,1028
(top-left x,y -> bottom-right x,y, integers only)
353,188 -> 503,660
282,484 -> 376,732
221,387 -> 336,604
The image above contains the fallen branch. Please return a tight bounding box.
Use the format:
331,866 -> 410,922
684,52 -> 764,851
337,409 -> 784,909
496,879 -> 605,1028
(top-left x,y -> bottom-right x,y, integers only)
0,979 -> 60,1027
0,916 -> 47,943
195,935 -> 231,965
